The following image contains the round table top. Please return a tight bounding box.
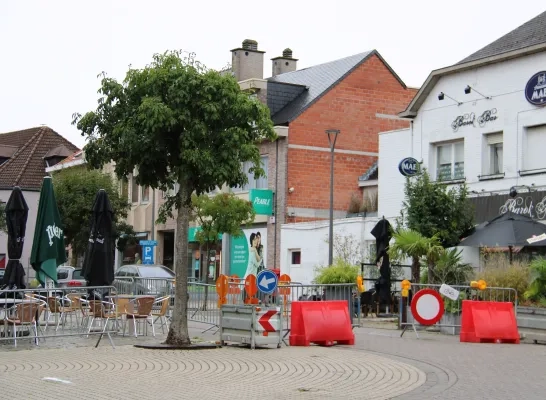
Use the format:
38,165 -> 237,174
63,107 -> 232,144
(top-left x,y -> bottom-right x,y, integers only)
105,294 -> 156,299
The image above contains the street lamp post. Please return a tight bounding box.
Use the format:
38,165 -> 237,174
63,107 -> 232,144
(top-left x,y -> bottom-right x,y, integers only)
326,129 -> 340,266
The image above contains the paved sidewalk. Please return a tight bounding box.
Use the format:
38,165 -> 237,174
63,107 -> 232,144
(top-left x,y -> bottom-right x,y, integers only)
0,343 -> 425,399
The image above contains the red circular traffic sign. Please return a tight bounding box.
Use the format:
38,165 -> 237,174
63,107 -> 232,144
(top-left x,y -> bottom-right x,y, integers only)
410,289 -> 445,325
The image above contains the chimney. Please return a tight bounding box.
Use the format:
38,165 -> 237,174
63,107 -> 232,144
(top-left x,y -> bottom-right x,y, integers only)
230,39 -> 265,82
271,48 -> 298,77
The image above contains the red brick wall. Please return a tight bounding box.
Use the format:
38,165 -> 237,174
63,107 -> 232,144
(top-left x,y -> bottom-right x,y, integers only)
286,54 -> 417,220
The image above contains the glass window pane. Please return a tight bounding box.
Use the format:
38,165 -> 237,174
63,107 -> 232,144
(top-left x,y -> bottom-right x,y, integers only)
131,176 -> 139,203
141,186 -> 150,202
256,156 -> 269,189
454,142 -> 464,163
437,145 -> 451,165
454,161 -> 464,179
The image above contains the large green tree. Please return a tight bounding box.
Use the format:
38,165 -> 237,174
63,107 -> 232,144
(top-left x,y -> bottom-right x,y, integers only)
52,167 -> 134,266
398,169 -> 474,248
192,192 -> 256,309
73,50 -> 276,346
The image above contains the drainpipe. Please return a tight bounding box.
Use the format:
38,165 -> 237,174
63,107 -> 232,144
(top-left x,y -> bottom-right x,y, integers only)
274,138 -> 279,268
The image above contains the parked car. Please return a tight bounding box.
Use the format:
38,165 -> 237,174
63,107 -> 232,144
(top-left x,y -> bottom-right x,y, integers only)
57,266 -> 86,288
113,264 -> 175,297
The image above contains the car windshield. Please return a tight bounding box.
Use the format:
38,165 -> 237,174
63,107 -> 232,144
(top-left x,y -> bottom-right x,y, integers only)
72,269 -> 84,279
138,266 -> 174,278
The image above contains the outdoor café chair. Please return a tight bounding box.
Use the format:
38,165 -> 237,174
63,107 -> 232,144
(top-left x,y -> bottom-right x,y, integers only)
45,296 -> 75,332
123,296 -> 155,338
86,300 -> 118,335
3,302 -> 44,347
152,296 -> 171,334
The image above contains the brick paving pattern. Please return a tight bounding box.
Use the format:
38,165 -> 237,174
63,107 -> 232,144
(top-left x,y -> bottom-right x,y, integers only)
0,345 -> 425,399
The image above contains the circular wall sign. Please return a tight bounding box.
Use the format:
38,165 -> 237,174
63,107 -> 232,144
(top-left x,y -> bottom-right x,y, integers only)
525,71 -> 546,106
410,289 -> 445,325
398,157 -> 419,177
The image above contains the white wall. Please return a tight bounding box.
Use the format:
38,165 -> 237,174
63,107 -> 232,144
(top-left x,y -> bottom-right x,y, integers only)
280,217 -> 384,285
380,51 -> 546,220
0,190 -> 40,282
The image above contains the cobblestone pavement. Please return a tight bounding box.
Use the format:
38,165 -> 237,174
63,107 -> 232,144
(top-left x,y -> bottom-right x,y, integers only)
0,344 -> 426,400
352,325 -> 546,400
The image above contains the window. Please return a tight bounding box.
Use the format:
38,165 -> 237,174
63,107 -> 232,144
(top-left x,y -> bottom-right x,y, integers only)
131,175 -> 139,203
290,250 -> 301,265
436,141 -> 464,181
485,133 -> 503,175
524,125 -> 546,171
141,186 -> 150,203
232,156 -> 269,192
72,269 -> 84,279
57,269 -> 69,280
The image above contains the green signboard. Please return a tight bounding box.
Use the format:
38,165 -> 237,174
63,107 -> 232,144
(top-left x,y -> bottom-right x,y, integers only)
249,189 -> 274,215
188,226 -> 223,242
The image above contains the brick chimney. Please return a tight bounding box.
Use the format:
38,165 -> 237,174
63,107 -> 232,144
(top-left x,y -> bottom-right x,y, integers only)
271,48 -> 298,77
230,39 -> 265,82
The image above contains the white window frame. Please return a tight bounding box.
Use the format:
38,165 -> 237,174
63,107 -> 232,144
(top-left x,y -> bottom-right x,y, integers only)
523,125 -> 546,172
435,141 -> 465,181
131,175 -> 139,204
141,186 -> 150,204
289,249 -> 301,267
485,132 -> 503,175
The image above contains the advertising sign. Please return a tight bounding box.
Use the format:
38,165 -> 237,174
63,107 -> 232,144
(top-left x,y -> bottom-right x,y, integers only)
230,226 -> 267,278
249,189 -> 274,215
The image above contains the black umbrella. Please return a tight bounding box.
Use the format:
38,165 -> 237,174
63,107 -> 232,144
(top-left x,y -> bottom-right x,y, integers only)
460,212 -> 546,262
1,187 -> 29,290
370,218 -> 393,304
82,189 -> 115,289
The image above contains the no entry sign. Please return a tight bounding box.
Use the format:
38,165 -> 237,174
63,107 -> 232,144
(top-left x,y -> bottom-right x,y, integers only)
410,289 -> 445,325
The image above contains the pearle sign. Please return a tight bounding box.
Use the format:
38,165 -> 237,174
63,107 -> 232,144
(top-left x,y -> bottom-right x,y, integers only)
525,71 -> 546,106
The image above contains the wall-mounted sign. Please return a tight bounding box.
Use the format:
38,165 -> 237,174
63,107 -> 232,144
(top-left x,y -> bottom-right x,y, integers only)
398,157 -> 419,177
525,71 -> 546,106
249,189 -> 274,215
467,190 -> 546,223
451,109 -> 498,132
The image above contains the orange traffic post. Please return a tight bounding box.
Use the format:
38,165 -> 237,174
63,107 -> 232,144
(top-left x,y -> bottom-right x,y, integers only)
245,274 -> 258,304
216,274 -> 228,306
278,274 -> 291,316
228,274 -> 241,304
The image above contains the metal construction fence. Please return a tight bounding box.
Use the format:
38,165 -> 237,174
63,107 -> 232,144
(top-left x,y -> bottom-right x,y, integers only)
0,285 -> 120,348
399,282 -> 518,338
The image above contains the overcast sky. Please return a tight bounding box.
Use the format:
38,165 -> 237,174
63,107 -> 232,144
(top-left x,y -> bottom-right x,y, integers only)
1,1 -> 544,148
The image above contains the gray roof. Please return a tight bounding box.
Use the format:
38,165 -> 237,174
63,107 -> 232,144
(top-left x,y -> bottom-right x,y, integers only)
268,51 -> 373,124
458,11 -> 546,64
358,160 -> 378,182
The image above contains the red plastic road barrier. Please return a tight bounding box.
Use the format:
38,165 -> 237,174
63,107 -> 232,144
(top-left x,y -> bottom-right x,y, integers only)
289,301 -> 354,347
460,300 -> 520,344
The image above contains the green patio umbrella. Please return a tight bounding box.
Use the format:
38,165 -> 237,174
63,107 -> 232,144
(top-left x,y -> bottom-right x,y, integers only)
30,176 -> 67,287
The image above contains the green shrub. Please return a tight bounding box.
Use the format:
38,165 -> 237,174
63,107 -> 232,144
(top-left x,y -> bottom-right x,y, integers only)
476,254 -> 530,298
525,257 -> 546,301
314,258 -> 359,284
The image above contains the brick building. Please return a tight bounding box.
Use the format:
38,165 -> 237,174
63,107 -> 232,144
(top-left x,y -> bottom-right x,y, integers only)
231,39 -> 418,272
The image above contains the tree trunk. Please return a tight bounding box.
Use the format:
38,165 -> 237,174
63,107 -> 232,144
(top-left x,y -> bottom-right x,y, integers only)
411,256 -> 420,284
71,251 -> 78,268
164,184 -> 191,346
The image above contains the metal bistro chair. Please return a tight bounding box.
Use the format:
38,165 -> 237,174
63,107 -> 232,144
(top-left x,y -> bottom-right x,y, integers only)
86,300 -> 118,335
152,296 -> 171,334
123,296 -> 155,337
3,301 -> 45,347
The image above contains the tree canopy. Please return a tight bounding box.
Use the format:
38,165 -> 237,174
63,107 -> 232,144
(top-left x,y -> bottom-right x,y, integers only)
397,169 -> 474,248
0,201 -> 6,233
73,50 -> 276,346
52,167 -> 134,265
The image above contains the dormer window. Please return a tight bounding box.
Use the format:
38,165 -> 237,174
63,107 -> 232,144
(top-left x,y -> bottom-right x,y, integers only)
43,145 -> 73,168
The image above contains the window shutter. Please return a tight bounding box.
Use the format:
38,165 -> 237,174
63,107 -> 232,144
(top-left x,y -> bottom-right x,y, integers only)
486,133 -> 503,145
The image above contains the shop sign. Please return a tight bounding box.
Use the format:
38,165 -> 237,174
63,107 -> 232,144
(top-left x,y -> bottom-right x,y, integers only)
249,189 -> 274,215
188,227 -> 222,243
398,157 -> 419,177
525,71 -> 546,106
451,109 -> 498,132
468,190 -> 546,223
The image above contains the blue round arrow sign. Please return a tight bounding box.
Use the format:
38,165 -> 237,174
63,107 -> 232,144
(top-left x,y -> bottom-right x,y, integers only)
257,270 -> 279,294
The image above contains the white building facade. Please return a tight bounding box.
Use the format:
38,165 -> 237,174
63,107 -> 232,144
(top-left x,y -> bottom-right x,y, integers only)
378,14 -> 546,266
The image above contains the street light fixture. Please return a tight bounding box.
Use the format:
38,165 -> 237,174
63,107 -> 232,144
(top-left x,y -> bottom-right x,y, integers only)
326,129 -> 340,267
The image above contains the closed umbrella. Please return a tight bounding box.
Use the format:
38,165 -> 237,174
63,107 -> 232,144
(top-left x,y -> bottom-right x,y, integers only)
0,187 -> 29,290
370,218 -> 393,304
82,189 -> 115,289
460,212 -> 546,262
30,176 -> 67,288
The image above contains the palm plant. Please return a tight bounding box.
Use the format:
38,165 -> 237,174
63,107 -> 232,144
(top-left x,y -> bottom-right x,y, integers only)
388,229 -> 443,283
428,248 -> 473,285
525,257 -> 546,301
